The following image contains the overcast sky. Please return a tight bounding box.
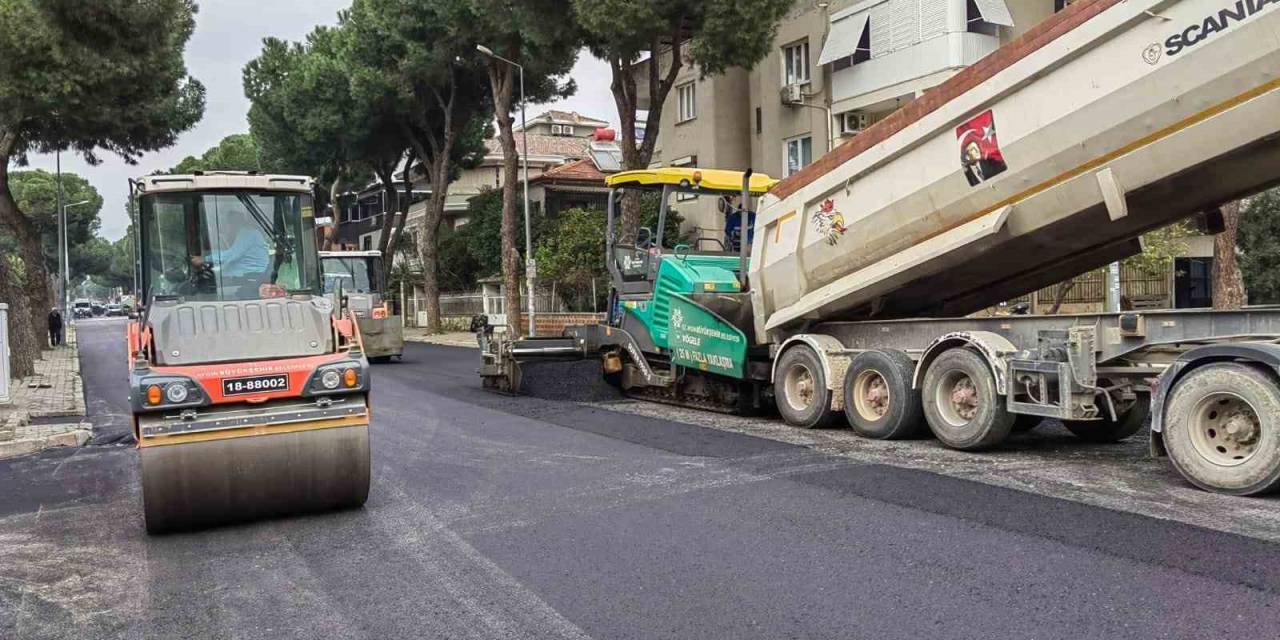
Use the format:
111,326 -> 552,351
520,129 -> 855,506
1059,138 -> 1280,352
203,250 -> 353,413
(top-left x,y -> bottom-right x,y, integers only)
20,0 -> 617,241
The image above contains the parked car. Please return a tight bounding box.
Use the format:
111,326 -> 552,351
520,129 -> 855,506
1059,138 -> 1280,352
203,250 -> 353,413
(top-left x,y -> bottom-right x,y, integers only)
106,304 -> 125,317
72,300 -> 93,319
91,303 -> 106,317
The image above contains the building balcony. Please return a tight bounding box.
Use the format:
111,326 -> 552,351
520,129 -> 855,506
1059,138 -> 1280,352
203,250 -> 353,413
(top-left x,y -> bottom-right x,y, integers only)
831,32 -> 1000,112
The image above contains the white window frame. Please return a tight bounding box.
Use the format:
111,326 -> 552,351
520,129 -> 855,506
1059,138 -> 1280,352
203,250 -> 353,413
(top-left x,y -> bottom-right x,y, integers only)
676,82 -> 697,123
784,136 -> 814,177
551,124 -> 563,135
563,125 -> 575,136
782,40 -> 811,86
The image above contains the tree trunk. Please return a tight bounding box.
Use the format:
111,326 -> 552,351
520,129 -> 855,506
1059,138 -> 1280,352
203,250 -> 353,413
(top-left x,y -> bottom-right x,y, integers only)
610,30 -> 684,244
487,61 -> 522,333
379,154 -> 414,288
1048,279 -> 1077,314
322,177 -> 342,251
0,253 -> 37,378
418,187 -> 446,335
0,139 -> 52,370
1213,201 -> 1247,309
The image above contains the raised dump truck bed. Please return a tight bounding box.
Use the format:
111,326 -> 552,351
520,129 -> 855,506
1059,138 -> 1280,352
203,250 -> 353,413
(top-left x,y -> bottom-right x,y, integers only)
750,0 -> 1280,339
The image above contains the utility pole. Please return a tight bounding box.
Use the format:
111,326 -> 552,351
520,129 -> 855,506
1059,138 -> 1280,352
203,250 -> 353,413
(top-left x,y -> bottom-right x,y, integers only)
56,150 -> 65,321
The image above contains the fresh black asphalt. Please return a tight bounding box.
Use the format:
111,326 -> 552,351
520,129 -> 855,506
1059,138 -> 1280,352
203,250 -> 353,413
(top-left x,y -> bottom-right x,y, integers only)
1,318 -> 1278,639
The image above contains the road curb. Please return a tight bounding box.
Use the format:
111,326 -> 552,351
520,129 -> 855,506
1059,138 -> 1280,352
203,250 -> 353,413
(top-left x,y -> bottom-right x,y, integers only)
0,425 -> 92,459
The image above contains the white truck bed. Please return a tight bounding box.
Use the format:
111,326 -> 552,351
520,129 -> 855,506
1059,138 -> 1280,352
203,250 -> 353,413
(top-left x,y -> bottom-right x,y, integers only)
749,0 -> 1280,343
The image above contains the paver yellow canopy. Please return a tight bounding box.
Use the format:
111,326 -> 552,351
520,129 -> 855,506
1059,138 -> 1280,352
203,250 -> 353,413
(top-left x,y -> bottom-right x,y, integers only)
128,172 -> 371,533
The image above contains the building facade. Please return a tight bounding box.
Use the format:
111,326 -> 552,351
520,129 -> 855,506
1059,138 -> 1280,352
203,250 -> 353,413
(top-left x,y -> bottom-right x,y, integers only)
645,0 -> 1060,242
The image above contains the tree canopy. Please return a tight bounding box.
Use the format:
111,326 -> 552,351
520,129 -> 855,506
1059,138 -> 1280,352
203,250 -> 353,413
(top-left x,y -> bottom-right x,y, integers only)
168,134 -> 271,174
2,169 -> 104,274
573,0 -> 792,240
0,0 -> 205,164
0,0 -> 203,377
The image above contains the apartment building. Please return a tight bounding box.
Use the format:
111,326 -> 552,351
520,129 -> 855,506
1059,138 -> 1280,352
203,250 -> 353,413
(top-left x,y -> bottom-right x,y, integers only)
514,110 -> 610,139
646,0 -> 1060,242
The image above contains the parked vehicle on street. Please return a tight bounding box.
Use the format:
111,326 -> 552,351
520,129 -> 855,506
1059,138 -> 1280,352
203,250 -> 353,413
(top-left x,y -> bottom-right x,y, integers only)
72,299 -> 93,319
128,172 -> 371,533
106,303 -> 125,317
320,250 -> 403,363
478,0 -> 1280,496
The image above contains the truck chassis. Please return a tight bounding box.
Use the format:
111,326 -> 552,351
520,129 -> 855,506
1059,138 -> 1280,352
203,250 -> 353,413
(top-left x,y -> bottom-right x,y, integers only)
480,306 -> 1280,495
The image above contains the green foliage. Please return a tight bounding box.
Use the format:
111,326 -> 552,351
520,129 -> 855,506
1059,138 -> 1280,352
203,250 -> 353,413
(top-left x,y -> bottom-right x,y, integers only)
454,0 -> 581,107
341,0 -> 492,180
1,169 -> 103,272
168,134 -> 270,174
1124,220 -> 1195,273
244,27 -> 377,182
1239,188 -> 1280,304
533,207 -> 607,310
0,0 -> 204,163
574,0 -> 793,78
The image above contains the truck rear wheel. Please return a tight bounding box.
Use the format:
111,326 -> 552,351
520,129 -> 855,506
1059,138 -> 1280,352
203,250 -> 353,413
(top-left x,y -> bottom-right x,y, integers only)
1164,363 -> 1280,495
842,350 -> 924,439
1063,396 -> 1149,443
774,345 -> 837,429
921,348 -> 1013,450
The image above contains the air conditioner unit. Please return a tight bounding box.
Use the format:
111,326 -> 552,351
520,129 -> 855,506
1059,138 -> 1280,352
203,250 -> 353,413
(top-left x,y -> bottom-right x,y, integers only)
780,84 -> 804,106
839,112 -> 873,136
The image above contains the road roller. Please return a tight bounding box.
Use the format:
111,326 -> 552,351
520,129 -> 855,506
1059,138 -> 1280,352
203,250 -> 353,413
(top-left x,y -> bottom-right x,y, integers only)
127,172 -> 371,533
319,250 -> 404,362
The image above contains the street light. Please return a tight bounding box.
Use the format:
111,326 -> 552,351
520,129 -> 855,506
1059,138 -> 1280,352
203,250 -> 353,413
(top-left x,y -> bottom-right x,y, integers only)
62,199 -> 91,320
476,43 -> 536,336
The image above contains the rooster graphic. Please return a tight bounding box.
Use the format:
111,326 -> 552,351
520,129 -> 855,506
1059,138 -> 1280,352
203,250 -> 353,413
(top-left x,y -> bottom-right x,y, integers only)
811,199 -> 847,246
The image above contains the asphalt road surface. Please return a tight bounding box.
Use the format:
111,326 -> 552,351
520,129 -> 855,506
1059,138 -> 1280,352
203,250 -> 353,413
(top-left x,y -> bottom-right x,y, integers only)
2,318 -> 1280,639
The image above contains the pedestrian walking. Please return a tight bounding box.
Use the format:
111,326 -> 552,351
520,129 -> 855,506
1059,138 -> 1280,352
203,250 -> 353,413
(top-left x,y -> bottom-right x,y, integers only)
48,307 -> 63,347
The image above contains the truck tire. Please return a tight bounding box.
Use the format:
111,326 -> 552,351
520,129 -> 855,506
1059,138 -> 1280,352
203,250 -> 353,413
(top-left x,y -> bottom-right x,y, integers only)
921,348 -> 1013,450
842,349 -> 924,439
1063,395 -> 1149,443
1163,363 -> 1280,495
774,345 -> 837,429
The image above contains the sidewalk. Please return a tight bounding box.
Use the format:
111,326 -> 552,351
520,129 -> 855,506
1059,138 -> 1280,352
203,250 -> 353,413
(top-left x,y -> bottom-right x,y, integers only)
0,325 -> 91,459
403,328 -> 478,348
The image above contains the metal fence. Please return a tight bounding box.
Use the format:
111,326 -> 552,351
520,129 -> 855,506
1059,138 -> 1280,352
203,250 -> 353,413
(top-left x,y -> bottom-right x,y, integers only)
1031,263 -> 1170,306
401,281 -> 607,328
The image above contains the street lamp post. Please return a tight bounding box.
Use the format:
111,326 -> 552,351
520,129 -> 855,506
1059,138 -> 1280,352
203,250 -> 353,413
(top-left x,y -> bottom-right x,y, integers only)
62,199 -> 91,320
476,44 -> 536,336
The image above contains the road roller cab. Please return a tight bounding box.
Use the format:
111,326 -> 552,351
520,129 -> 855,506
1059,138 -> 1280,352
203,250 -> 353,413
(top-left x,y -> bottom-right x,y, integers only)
128,172 -> 371,533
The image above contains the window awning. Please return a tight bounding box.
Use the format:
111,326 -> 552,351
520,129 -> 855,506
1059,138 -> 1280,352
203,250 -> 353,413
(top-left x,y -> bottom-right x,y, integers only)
972,0 -> 1015,27
818,12 -> 871,65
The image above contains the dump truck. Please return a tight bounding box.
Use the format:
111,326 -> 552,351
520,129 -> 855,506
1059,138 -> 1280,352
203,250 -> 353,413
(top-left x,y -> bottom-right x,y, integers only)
128,172 -> 371,533
320,250 -> 404,362
478,0 -> 1280,495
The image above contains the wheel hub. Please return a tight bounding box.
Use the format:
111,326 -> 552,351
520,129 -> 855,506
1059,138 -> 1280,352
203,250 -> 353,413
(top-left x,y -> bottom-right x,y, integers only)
1190,393 -> 1261,466
853,370 -> 890,420
950,377 -> 979,421
784,364 -> 816,412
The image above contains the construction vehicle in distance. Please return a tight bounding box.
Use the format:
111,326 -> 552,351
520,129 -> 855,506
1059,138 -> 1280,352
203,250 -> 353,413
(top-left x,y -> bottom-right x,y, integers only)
320,250 -> 404,363
479,0 -> 1280,496
128,172 -> 371,533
